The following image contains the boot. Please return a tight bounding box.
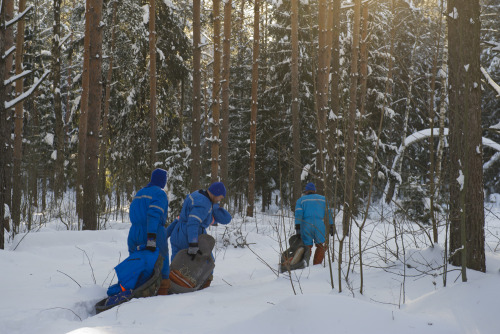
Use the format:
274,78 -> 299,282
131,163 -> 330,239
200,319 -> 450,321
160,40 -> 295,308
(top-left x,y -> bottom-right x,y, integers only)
157,278 -> 171,295
313,243 -> 325,265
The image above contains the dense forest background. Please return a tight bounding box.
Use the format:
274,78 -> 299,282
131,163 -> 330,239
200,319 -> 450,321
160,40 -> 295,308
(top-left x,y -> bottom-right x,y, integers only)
0,0 -> 499,271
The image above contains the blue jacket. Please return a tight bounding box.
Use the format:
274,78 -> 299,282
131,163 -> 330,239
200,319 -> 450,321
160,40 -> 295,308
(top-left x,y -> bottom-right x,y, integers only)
167,190 -> 231,258
128,185 -> 169,258
295,193 -> 333,245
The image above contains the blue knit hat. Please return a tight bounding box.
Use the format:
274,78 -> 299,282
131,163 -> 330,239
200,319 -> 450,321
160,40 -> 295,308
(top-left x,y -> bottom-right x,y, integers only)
305,182 -> 316,192
148,168 -> 167,188
208,182 -> 226,197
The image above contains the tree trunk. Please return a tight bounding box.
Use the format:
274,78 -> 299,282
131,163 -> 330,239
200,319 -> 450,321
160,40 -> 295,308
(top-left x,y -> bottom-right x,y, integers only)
315,0 -> 329,194
191,0 -> 202,191
52,0 -> 64,200
77,0 -> 91,222
328,0 -> 341,212
247,0 -> 259,217
211,0 -> 221,182
0,0 -> 11,249
82,0 -> 104,231
99,0 -> 118,211
358,5 -> 369,124
342,0 -> 361,237
149,0 -> 158,167
447,0 -> 485,272
220,0 -> 231,188
12,0 -> 28,233
428,1 -> 444,244
3,0 -> 14,227
291,0 -> 301,205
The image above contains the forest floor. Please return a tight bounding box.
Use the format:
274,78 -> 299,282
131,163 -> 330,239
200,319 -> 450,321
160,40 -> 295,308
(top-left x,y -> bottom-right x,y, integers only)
1,200 -> 500,334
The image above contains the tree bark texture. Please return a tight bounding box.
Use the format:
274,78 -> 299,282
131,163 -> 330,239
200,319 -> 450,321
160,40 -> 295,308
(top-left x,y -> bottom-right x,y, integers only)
149,0 -> 158,167
77,0 -> 91,221
52,0 -> 64,200
447,0 -> 485,272
220,0 -> 231,188
191,0 -> 201,191
99,0 -> 118,210
82,0 -> 104,231
0,0 -> 11,248
12,0 -> 28,233
342,0 -> 361,237
315,0 -> 329,194
211,0 -> 221,182
247,0 -> 259,217
291,0 -> 301,205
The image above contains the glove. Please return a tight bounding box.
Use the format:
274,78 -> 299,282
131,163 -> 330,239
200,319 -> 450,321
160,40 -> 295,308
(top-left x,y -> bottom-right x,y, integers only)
187,243 -> 202,260
329,225 -> 334,236
295,225 -> 301,236
146,233 -> 157,251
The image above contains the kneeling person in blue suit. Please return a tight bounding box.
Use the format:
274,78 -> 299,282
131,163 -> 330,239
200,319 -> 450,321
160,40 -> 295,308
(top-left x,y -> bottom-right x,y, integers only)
167,181 -> 232,288
128,168 -> 170,295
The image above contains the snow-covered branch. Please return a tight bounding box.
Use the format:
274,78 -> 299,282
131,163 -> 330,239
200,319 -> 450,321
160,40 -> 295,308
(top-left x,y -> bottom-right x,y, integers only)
5,5 -> 33,28
59,33 -> 72,48
5,70 -> 50,109
481,67 -> 500,98
4,70 -> 32,86
2,46 -> 15,60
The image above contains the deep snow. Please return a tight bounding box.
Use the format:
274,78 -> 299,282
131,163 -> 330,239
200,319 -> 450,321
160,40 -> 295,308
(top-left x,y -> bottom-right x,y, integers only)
1,202 -> 500,334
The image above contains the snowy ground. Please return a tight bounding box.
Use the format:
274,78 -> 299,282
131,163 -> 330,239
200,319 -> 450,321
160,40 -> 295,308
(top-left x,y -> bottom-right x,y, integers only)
1,202 -> 500,334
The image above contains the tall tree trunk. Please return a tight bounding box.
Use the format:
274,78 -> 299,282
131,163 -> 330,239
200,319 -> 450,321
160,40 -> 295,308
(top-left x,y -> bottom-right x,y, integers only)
82,0 -> 104,231
291,0 -> 301,205
0,0 -> 11,249
447,0 -> 485,272
315,0 -> 328,194
99,0 -> 118,210
246,0 -> 259,217
12,0 -> 28,233
428,0 -> 444,244
358,5 -> 369,123
4,0 -> 14,226
191,0 -> 201,191
342,0 -> 361,237
52,0 -> 64,200
149,0 -> 158,167
211,0 -> 221,182
77,0 -> 91,222
220,0 -> 231,188
329,0 -> 341,208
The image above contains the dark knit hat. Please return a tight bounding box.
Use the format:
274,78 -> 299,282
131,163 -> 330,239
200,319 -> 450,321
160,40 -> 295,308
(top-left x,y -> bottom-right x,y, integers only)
305,182 -> 316,192
148,168 -> 167,188
208,182 -> 226,197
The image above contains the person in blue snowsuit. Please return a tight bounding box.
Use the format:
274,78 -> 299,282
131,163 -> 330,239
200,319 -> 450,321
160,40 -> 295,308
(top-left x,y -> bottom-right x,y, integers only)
294,182 -> 334,265
128,168 -> 171,295
167,181 -> 232,288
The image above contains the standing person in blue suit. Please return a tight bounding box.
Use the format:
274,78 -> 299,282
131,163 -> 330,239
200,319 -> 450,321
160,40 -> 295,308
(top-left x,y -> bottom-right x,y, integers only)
128,168 -> 171,295
294,182 -> 334,265
167,181 -> 232,288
